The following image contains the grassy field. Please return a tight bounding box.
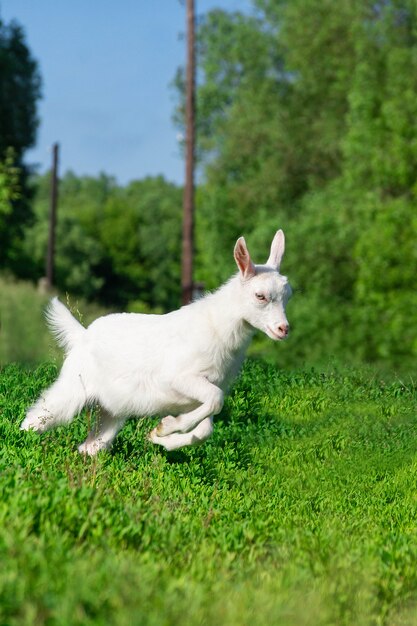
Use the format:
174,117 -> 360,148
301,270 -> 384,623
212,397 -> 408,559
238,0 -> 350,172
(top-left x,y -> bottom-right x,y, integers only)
1,358 -> 417,625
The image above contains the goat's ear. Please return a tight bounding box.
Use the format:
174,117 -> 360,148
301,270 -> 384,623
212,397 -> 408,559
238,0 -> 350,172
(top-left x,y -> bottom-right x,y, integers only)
234,236 -> 256,280
266,229 -> 285,270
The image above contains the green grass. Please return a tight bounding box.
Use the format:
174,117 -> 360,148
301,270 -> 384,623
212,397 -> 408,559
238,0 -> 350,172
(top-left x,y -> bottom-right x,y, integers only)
1,359 -> 417,625
0,276 -> 109,365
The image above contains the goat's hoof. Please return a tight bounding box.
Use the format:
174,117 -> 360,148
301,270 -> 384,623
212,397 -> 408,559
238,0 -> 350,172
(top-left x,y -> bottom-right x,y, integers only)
78,439 -> 107,456
148,428 -> 167,449
148,428 -> 158,444
20,414 -> 47,433
156,415 -> 180,437
148,428 -> 177,451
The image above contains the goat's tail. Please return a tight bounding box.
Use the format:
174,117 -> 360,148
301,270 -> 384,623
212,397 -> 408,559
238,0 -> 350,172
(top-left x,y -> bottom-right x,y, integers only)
45,297 -> 86,352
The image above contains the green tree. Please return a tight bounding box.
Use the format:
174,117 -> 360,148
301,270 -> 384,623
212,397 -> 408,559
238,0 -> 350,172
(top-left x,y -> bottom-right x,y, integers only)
0,18 -> 42,271
342,1 -> 417,363
98,176 -> 183,309
24,172 -> 113,300
26,173 -> 183,310
354,196 -> 417,363
183,2 -> 366,284
0,147 -> 20,215
177,0 -> 417,368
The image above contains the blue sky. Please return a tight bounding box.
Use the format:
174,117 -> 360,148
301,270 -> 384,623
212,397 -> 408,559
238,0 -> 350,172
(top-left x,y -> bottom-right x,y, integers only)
1,0 -> 252,185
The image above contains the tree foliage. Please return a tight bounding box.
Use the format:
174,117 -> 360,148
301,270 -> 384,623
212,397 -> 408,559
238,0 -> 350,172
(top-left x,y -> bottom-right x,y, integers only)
4,2 -> 417,369
186,0 -> 417,368
25,173 -> 183,310
0,18 -> 42,271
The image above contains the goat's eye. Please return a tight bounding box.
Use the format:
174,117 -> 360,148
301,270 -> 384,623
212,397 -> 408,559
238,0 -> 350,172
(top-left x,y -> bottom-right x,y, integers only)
255,293 -> 267,302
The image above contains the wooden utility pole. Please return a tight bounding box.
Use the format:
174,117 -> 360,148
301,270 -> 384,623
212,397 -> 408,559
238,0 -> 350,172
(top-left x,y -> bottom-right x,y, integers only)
181,0 -> 196,305
46,142 -> 59,289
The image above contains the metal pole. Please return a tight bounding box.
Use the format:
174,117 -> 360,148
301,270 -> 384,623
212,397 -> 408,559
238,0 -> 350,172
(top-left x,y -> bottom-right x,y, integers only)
181,0 -> 196,305
46,142 -> 59,289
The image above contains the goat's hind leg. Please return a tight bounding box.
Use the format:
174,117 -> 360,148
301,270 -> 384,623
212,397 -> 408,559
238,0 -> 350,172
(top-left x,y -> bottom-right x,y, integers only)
78,408 -> 126,456
21,372 -> 86,433
149,416 -> 213,451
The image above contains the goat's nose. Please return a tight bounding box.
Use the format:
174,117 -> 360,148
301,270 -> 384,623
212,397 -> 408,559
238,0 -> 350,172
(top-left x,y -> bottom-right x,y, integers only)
278,323 -> 289,336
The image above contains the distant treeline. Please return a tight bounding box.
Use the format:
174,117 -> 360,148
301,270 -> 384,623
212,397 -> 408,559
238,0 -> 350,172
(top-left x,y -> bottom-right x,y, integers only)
24,172 -> 183,312
1,1 -> 417,369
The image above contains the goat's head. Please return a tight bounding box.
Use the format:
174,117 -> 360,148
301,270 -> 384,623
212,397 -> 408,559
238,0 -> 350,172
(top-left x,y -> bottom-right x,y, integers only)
234,230 -> 292,341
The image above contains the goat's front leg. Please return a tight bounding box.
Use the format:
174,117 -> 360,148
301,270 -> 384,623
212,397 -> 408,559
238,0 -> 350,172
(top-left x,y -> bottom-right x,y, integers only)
156,376 -> 223,436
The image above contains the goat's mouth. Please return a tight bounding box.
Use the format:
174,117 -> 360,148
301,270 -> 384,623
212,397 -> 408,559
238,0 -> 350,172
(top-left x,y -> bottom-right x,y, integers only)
266,326 -> 288,341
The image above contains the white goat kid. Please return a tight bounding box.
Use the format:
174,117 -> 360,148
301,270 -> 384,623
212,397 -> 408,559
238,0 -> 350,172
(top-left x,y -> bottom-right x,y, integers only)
21,230 -> 292,454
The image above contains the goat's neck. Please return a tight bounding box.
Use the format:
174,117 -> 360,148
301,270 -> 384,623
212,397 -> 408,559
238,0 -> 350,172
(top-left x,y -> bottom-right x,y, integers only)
204,277 -> 254,353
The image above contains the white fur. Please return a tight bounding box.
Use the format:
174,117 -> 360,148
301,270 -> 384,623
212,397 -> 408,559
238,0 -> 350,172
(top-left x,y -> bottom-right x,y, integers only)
21,230 -> 292,454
